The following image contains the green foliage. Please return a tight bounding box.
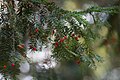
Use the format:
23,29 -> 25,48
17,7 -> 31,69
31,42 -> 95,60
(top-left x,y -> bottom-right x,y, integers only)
0,0 -> 119,79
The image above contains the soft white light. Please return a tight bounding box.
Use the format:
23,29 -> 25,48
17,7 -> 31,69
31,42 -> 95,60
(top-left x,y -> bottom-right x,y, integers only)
27,43 -> 57,70
17,74 -> 33,80
19,61 -> 30,73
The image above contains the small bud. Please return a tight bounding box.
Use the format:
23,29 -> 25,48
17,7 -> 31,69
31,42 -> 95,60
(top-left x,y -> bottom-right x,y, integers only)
3,65 -> 7,69
78,35 -> 81,38
75,37 -> 79,41
66,46 -> 69,48
52,30 -> 55,35
71,33 -> 75,37
32,47 -> 37,51
60,38 -> 64,43
29,45 -> 33,49
75,60 -> 80,64
35,28 -> 39,33
55,42 -> 59,48
11,63 -> 15,67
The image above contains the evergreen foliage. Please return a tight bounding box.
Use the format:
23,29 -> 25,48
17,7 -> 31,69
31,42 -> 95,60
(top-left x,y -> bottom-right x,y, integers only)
0,0 -> 119,79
